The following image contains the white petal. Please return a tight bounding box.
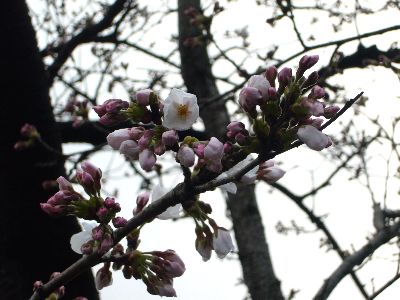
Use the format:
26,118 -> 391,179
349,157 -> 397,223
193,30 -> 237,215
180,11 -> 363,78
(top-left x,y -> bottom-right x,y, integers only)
151,185 -> 182,220
297,125 -> 330,151
70,231 -> 91,254
213,229 -> 234,258
162,88 -> 199,130
70,221 -> 97,254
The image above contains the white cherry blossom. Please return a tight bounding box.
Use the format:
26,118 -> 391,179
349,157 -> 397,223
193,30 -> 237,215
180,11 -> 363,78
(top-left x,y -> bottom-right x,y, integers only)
163,88 -> 199,130
70,221 -> 98,254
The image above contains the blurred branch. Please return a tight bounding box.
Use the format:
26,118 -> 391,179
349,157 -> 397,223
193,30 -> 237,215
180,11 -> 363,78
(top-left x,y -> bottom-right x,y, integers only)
314,220 -> 400,300
46,0 -> 133,84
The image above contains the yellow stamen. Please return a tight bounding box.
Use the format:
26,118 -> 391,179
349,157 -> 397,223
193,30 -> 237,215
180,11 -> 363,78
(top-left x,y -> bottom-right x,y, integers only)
176,104 -> 189,119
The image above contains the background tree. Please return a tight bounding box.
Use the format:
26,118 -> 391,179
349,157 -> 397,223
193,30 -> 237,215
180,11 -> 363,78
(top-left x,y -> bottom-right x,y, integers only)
4,0 -> 400,299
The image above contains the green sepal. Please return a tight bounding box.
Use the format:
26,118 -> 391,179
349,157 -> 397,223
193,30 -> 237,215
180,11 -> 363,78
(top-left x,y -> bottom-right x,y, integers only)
253,118 -> 270,141
71,197 -> 102,220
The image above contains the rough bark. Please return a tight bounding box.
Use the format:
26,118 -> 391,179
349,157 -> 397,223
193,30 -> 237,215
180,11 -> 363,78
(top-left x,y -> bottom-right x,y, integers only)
178,1 -> 284,299
0,1 -> 98,299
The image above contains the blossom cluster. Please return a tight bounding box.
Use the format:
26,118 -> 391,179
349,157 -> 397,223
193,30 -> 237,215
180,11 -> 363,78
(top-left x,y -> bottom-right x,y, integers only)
238,55 -> 339,151
35,54 -> 342,298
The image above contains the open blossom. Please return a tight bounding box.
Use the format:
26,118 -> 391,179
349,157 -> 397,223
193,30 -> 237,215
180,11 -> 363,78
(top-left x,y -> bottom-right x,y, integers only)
163,88 -> 199,130
213,228 -> 234,258
297,125 -> 332,151
70,221 -> 98,254
151,185 -> 182,220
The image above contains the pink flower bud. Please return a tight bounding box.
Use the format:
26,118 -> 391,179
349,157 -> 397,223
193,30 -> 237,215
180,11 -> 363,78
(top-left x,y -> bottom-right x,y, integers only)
104,197 -> 116,208
304,117 -> 324,128
265,66 -> 278,86
99,234 -> 113,254
239,87 -> 261,115
14,141 -> 30,150
33,281 -> 43,291
247,75 -> 270,103
47,190 -> 80,206
139,149 -> 156,172
136,89 -> 153,106
267,87 -> 278,101
76,170 -> 96,195
129,126 -> 146,140
300,98 -> 325,117
157,283 -> 177,297
20,123 -> 39,138
106,129 -> 131,150
257,161 -> 285,183
40,203 -> 65,216
324,105 -> 340,119
161,130 -> 179,146
104,197 -> 120,212
93,99 -> 128,117
81,161 -> 102,190
119,140 -> 140,159
193,142 -> 205,158
134,191 -> 150,215
235,132 -> 249,145
297,55 -> 319,77
96,207 -> 109,222
50,272 -> 61,280
303,71 -> 319,88
223,142 -> 233,153
297,125 -> 331,151
177,145 -> 195,167
98,114 -> 123,126
57,176 -> 74,192
213,228 -> 234,259
278,67 -> 292,88
81,242 -> 94,255
226,121 -> 245,138
152,249 -> 186,278
154,143 -> 166,156
138,130 -> 153,150
112,216 -> 128,228
309,85 -> 325,99
195,236 -> 212,262
92,227 -> 104,241
204,137 -> 224,173
95,267 -> 113,290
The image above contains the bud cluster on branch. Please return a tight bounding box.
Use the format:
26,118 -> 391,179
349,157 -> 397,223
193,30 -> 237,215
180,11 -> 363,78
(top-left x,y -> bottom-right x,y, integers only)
30,55 -> 345,299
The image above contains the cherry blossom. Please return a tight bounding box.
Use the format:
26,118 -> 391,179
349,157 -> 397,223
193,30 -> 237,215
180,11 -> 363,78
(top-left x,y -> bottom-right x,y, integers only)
163,88 -> 199,130
70,221 -> 98,254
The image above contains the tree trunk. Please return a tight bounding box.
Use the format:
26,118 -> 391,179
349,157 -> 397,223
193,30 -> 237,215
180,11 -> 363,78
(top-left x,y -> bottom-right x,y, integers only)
0,1 -> 98,299
177,1 -> 284,299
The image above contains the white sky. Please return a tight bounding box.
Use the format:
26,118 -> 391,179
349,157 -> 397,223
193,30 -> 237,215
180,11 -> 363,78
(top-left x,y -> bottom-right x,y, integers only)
27,0 -> 400,299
